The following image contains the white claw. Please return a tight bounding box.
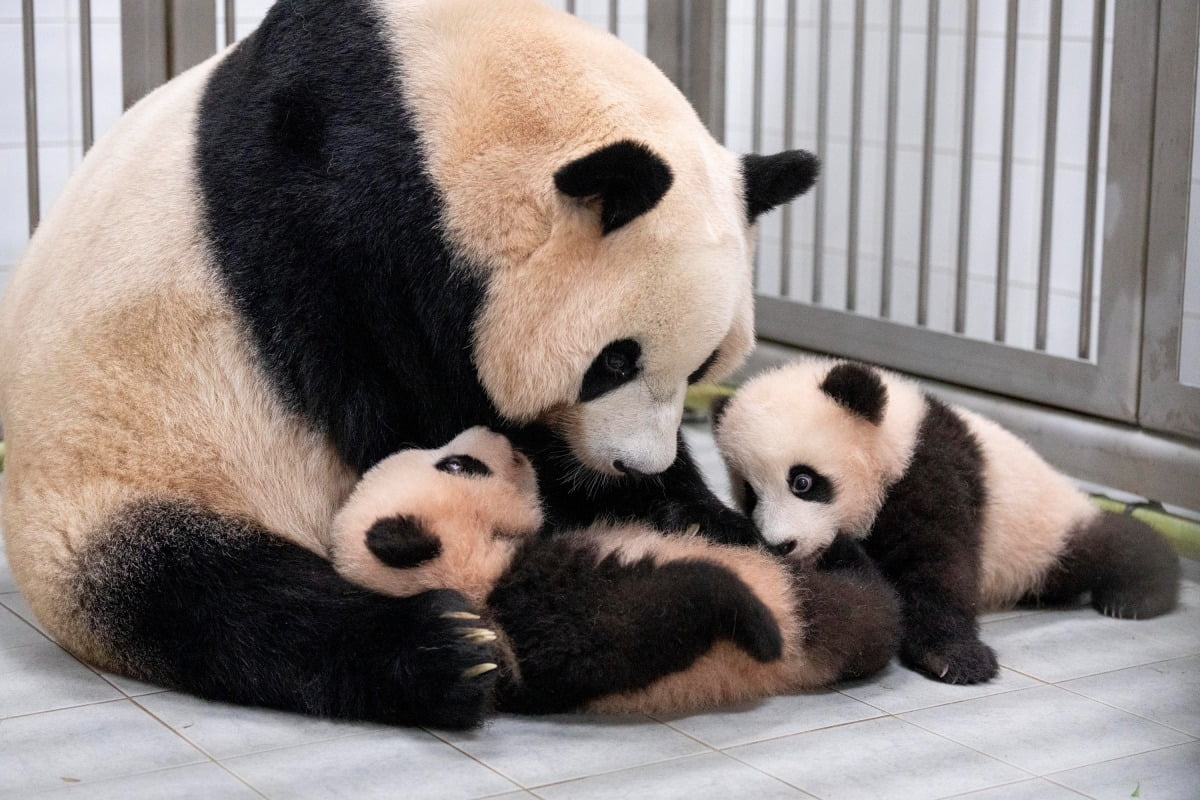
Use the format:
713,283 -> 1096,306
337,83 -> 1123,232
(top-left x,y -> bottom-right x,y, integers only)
460,628 -> 498,644
442,611 -> 481,620
684,523 -> 701,538
462,662 -> 499,679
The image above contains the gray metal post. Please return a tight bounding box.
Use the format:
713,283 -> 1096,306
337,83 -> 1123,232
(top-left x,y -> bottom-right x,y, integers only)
646,0 -> 727,141
121,0 -> 216,109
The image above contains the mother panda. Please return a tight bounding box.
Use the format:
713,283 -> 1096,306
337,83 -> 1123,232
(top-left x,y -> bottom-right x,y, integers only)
0,0 -> 820,728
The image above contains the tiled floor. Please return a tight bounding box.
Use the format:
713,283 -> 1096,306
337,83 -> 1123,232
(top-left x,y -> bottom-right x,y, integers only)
2,429 -> 1199,800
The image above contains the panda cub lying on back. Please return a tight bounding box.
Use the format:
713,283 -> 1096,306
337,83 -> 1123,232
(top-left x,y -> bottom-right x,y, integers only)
332,426 -> 901,714
712,358 -> 1180,685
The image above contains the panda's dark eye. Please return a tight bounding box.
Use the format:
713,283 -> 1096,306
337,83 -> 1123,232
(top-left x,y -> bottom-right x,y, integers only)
436,455 -> 491,478
787,465 -> 834,503
580,339 -> 642,402
742,481 -> 759,515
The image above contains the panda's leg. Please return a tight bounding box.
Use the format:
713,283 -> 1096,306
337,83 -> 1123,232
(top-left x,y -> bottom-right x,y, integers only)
889,544 -> 998,685
1025,511 -> 1179,619
488,537 -> 784,714
78,500 -> 501,728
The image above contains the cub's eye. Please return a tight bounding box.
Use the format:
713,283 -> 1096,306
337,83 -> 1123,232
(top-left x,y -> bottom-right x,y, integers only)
786,464 -> 833,503
790,472 -> 814,495
580,339 -> 642,402
436,455 -> 491,478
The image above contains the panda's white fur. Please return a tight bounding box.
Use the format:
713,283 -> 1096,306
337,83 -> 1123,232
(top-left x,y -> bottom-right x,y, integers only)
715,357 -> 1180,684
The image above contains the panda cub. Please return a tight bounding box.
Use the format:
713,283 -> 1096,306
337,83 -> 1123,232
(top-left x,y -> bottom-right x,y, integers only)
712,358 -> 1181,685
332,426 -> 902,714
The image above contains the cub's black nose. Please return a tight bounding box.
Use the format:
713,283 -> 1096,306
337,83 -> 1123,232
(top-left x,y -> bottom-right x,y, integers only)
613,460 -> 645,478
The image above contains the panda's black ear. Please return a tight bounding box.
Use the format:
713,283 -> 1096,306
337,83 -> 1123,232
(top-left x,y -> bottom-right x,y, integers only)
820,362 -> 888,425
742,150 -> 820,222
365,515 -> 442,569
554,140 -> 674,234
710,394 -> 733,429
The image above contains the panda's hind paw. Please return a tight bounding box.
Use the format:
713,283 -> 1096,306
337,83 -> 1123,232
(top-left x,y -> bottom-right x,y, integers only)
906,638 -> 998,685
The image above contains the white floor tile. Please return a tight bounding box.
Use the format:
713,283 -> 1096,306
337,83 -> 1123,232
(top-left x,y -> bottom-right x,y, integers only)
1,589 -> 50,635
941,778 -> 1091,800
0,640 -> 121,718
901,685 -> 1192,775
28,762 -> 260,800
223,728 -> 518,800
136,690 -> 372,759
727,716 -> 1027,800
654,690 -> 883,749
0,602 -> 46,651
983,606 -> 1197,683
97,669 -> 171,697
838,661 -> 1041,715
1059,655 -> 1200,737
0,537 -> 16,594
437,714 -> 708,787
533,752 -> 814,799
0,699 -> 207,797
1049,741 -> 1200,800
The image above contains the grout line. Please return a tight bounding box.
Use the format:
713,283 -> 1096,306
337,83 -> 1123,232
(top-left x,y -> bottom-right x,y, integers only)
0,695 -> 127,724
1039,738 -> 1200,780
521,752 -> 715,794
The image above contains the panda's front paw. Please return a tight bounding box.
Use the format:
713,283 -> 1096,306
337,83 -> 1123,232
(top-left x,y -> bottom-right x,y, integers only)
403,590 -> 505,729
904,638 -> 998,685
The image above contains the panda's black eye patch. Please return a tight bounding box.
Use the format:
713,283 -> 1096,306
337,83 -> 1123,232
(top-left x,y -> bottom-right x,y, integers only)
742,481 -> 759,516
788,465 -> 833,503
580,339 -> 642,402
687,349 -> 720,385
436,455 -> 491,478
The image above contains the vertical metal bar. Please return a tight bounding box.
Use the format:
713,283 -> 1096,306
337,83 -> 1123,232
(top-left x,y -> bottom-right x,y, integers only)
22,0 -> 40,234
995,0 -> 1019,342
847,0 -> 865,312
80,0 -> 95,152
608,0 -> 618,34
1078,0 -> 1106,359
917,0 -> 939,327
121,0 -> 168,109
566,0 -> 576,14
780,0 -> 797,298
646,1 -> 725,139
954,0 -> 978,333
168,0 -> 217,77
1035,0 -> 1062,351
224,0 -> 236,46
812,0 -> 830,305
881,0 -> 901,319
752,0 -> 765,153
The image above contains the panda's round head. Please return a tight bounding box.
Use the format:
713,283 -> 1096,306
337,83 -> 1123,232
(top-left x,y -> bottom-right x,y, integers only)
376,1 -> 820,477
711,359 -> 924,562
330,427 -> 544,603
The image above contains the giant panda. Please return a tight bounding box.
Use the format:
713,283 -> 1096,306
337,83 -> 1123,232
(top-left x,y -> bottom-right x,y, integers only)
329,425 -> 902,714
0,0 -> 819,728
712,357 -> 1181,685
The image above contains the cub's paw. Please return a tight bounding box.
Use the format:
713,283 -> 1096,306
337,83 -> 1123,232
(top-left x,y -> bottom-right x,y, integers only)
403,590 -> 504,729
1092,582 -> 1179,621
904,638 -> 998,685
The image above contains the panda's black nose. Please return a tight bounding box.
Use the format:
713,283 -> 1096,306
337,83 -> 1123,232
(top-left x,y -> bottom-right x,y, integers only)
772,539 -> 797,557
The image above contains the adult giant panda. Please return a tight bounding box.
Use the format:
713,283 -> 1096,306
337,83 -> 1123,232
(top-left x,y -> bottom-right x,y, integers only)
0,0 -> 817,728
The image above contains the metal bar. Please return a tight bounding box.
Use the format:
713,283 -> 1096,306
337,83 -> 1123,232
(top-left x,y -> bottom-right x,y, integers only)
1078,0 -> 1106,360
812,0 -> 830,305
224,0 -> 235,46
22,0 -> 39,234
995,0 -> 1019,342
1137,0 -> 1200,439
608,0 -> 618,35
881,0 -> 901,319
1035,0 -> 1062,351
954,0 -> 978,334
566,0 -> 576,14
80,0 -> 94,152
847,0 -> 865,312
121,0 -> 167,109
168,0 -> 217,77
780,0 -> 797,298
752,0 -> 765,153
917,0 -> 939,326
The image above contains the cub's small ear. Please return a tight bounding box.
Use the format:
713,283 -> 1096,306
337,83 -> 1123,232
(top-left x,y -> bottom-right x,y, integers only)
554,140 -> 674,234
365,515 -> 442,569
710,394 -> 733,429
820,362 -> 888,425
742,150 -> 819,222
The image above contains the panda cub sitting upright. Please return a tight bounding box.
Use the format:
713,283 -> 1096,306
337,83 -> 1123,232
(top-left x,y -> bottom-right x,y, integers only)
331,426 -> 902,714
712,357 -> 1181,685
